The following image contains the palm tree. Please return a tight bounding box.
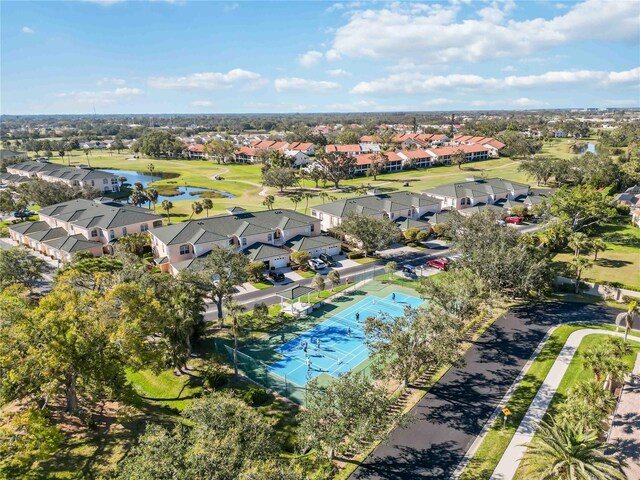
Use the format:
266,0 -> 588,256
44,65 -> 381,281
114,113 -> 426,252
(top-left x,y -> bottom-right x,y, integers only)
571,255 -> 592,293
190,201 -> 203,220
602,355 -> 628,392
290,193 -> 302,212
559,381 -> 616,432
623,301 -> 637,344
569,232 -> 591,257
521,419 -> 626,480
262,194 -> 275,210
302,192 -> 313,214
147,163 -> 155,176
146,188 -> 159,211
129,190 -> 146,208
590,238 -> 606,261
202,198 -> 213,217
225,300 -> 246,377
327,270 -> 341,291
583,347 -> 608,383
161,200 -> 173,224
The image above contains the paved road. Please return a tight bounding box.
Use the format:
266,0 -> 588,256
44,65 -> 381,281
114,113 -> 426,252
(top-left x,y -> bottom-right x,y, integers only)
350,301 -> 621,480
203,244 -> 452,320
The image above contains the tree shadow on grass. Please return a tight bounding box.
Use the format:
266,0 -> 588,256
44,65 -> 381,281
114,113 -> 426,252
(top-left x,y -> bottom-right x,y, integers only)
595,258 -> 633,268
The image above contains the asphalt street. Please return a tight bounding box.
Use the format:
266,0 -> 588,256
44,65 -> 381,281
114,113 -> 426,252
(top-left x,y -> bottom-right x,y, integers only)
350,301 -> 621,480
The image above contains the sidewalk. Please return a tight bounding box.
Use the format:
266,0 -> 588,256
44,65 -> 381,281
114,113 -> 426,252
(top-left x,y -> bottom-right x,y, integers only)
491,328 -> 639,480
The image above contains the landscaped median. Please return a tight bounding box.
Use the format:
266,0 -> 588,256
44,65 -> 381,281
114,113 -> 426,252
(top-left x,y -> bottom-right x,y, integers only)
459,320 -> 639,480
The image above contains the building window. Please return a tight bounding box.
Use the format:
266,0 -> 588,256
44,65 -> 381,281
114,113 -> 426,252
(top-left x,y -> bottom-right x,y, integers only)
122,227 -> 127,236
91,229 -> 98,237
311,225 -> 315,232
109,230 -> 115,240
267,233 -> 273,241
103,178 -> 108,184
241,238 -> 247,246
141,224 -> 148,232
179,244 -> 190,255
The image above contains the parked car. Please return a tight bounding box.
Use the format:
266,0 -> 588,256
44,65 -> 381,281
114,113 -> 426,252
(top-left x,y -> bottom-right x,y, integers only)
318,253 -> 336,267
426,258 -> 448,271
505,216 -> 523,225
13,210 -> 34,218
308,258 -> 327,271
268,271 -> 285,282
402,265 -> 417,277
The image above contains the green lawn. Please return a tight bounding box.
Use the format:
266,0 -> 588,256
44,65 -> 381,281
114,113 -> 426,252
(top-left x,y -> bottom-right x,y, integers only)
461,322 -> 638,480
554,217 -> 640,290
126,366 -> 204,411
44,150 -> 536,222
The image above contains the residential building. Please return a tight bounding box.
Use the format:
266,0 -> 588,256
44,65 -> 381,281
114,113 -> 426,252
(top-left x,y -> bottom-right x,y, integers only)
615,185 -> 640,208
8,198 -> 163,263
422,177 -> 531,210
452,135 -> 506,157
185,144 -> 205,159
234,140 -> 315,165
425,144 -> 490,164
352,152 -> 403,175
325,144 -> 363,156
310,191 -> 441,232
3,161 -> 120,192
397,149 -> 435,169
149,207 -> 329,274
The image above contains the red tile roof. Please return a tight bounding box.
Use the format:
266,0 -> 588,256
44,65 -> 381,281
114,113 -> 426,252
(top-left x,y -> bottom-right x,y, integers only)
355,152 -> 402,165
287,142 -> 314,151
236,146 -> 258,156
398,149 -> 435,159
325,144 -> 362,153
188,144 -> 204,152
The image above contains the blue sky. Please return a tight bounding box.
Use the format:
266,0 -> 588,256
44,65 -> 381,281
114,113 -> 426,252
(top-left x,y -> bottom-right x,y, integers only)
1,0 -> 639,114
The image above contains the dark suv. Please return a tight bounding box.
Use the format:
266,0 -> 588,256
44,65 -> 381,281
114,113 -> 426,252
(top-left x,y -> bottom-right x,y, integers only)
318,253 -> 337,266
268,271 -> 285,282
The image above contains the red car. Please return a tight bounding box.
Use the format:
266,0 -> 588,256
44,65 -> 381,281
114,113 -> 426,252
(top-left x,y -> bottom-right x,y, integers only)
426,258 -> 448,271
505,216 -> 523,225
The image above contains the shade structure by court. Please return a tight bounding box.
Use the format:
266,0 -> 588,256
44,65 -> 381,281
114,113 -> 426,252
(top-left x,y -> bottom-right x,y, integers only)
277,285 -> 315,317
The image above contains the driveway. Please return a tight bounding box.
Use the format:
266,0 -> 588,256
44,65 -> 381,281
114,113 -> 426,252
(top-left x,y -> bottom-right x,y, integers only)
350,301 -> 622,480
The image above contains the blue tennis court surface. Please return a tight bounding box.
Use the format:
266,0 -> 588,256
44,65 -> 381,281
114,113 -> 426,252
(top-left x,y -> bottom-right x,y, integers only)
268,292 -> 424,386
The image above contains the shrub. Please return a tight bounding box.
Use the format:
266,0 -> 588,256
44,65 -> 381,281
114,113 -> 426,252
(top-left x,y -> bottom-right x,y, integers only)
431,223 -> 450,239
205,370 -> 228,390
242,386 -> 270,406
347,251 -> 364,259
253,302 -> 269,320
416,230 -> 430,242
291,251 -> 310,268
615,203 -> 631,215
403,227 -> 420,243
510,205 -> 528,217
245,261 -> 266,282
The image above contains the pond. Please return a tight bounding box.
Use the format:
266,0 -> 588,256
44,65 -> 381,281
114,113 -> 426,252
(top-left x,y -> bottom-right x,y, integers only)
577,142 -> 598,155
102,169 -> 235,202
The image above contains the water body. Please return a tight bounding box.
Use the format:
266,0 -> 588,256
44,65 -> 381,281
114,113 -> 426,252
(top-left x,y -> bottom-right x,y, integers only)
102,169 -> 235,202
577,142 -> 598,155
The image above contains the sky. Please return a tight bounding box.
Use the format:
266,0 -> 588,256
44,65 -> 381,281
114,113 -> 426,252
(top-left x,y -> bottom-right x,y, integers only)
1,0 -> 639,114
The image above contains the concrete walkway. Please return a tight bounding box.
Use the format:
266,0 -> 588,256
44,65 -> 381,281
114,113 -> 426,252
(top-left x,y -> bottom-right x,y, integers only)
491,328 -> 640,480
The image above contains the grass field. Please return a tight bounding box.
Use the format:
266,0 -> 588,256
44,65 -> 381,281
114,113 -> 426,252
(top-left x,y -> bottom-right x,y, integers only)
461,320 -> 637,480
43,149 -> 535,221
554,217 -> 640,290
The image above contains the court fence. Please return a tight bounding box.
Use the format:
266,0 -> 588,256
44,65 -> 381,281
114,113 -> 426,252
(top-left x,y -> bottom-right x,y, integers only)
223,345 -> 309,405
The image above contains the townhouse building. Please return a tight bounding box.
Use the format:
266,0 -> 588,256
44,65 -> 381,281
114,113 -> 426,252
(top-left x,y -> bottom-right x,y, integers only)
8,198 -> 163,263
149,207 -> 341,275
422,177 -> 531,210
3,161 -> 120,192
310,191 -> 441,232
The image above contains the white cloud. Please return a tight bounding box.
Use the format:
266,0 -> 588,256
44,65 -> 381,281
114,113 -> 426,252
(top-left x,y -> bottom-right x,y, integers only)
57,87 -> 143,105
501,65 -> 515,72
274,77 -> 340,93
21,26 -> 34,34
97,77 -> 126,86
512,97 -> 544,107
327,0 -> 640,63
326,68 -> 350,77
351,67 -> 640,94
148,69 -> 265,90
298,50 -> 323,68
191,100 -> 213,107
424,98 -> 453,106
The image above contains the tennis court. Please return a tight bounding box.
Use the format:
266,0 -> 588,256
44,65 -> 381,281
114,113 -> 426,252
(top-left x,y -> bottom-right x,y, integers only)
267,292 -> 424,387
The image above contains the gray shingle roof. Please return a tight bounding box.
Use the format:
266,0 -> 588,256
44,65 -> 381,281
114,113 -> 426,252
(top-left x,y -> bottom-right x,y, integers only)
245,242 -> 289,261
421,211 -> 451,225
394,217 -> 431,231
423,178 -> 529,200
284,234 -> 341,251
43,234 -> 102,253
312,191 -> 440,218
8,221 -> 50,235
8,161 -> 118,183
38,199 -> 162,230
151,209 -> 316,246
